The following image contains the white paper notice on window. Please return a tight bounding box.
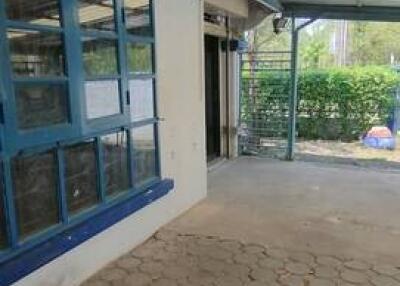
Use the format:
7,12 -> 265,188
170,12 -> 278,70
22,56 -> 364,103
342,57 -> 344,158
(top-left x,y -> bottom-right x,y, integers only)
85,80 -> 121,119
129,78 -> 154,122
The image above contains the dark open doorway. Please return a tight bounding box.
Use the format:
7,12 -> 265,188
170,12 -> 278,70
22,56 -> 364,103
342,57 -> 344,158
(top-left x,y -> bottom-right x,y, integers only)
205,35 -> 221,162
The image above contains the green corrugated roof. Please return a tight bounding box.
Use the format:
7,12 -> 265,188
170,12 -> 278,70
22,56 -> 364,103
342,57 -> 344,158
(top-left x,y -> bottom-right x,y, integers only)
281,0 -> 400,21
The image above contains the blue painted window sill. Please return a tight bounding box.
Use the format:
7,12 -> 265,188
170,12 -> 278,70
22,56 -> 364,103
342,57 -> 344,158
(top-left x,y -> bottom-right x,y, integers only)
0,179 -> 174,286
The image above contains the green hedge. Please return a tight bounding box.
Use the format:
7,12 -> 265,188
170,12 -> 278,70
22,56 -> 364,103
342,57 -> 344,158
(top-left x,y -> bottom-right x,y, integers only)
242,66 -> 399,141
298,67 -> 399,140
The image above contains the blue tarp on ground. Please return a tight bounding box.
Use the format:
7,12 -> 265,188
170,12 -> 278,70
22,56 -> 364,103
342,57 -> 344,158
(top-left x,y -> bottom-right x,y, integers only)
363,136 -> 396,150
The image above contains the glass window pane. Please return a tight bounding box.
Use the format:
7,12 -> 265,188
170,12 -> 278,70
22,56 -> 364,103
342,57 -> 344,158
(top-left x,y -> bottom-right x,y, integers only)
131,125 -> 157,187
86,80 -> 121,119
0,166 -> 7,249
15,83 -> 69,130
127,43 -> 153,75
5,0 -> 61,27
65,141 -> 99,216
125,0 -> 152,37
78,0 -> 115,31
129,79 -> 154,122
82,37 -> 118,77
12,151 -> 59,239
102,132 -> 129,197
8,29 -> 65,77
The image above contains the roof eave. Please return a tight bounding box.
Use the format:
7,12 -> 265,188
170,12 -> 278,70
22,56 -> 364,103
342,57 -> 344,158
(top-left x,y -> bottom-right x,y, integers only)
254,0 -> 283,12
282,3 -> 400,22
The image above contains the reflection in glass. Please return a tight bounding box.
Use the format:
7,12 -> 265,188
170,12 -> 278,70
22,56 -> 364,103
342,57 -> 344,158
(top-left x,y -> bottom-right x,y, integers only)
78,0 -> 115,31
102,132 -> 129,197
86,80 -> 121,119
8,29 -> 65,77
129,79 -> 154,122
12,151 -> 59,239
15,83 -> 69,130
131,125 -> 157,187
82,37 -> 118,76
65,141 -> 99,216
127,43 -> 153,74
0,166 -> 7,249
125,0 -> 152,37
5,0 -> 61,26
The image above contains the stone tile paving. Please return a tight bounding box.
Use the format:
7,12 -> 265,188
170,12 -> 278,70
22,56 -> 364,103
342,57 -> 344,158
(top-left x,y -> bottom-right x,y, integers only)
81,229 -> 400,286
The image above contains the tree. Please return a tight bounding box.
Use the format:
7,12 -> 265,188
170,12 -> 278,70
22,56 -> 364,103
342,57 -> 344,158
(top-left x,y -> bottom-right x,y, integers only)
248,17 -> 400,69
348,22 -> 400,66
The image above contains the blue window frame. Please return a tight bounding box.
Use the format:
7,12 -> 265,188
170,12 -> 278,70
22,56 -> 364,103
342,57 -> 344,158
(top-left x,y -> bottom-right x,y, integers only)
0,165 -> 7,250
0,0 -> 82,154
78,0 -> 124,124
0,1 -> 170,284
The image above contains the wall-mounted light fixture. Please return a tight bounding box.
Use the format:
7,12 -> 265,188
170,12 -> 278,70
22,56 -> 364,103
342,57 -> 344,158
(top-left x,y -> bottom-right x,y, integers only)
273,14 -> 289,34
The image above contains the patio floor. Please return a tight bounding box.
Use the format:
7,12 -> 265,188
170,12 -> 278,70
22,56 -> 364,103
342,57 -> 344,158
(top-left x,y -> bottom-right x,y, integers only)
82,157 -> 400,286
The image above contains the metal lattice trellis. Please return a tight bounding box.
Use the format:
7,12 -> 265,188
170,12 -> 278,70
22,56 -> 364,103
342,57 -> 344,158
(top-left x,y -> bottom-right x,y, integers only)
239,51 -> 292,158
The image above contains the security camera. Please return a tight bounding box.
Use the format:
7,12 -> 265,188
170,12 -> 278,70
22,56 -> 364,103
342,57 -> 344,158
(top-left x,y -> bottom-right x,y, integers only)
273,14 -> 289,34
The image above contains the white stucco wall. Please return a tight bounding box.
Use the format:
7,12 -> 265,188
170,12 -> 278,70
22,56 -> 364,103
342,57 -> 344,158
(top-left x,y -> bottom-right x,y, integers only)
14,1 -> 207,285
